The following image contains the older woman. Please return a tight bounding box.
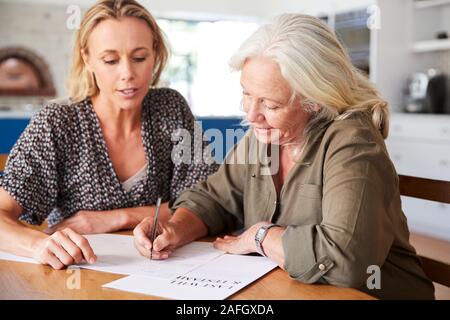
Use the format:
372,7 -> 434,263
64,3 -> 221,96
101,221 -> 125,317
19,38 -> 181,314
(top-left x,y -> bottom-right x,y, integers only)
133,14 -> 435,299
0,0 -> 217,269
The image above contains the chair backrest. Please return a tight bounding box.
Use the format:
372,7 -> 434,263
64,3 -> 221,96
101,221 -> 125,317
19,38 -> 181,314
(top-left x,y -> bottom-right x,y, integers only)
0,154 -> 7,172
398,174 -> 450,287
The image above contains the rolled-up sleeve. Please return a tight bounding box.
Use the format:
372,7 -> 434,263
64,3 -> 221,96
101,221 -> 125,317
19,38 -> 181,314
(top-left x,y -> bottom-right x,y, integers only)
282,125 -> 396,288
171,137 -> 250,235
0,104 -> 60,225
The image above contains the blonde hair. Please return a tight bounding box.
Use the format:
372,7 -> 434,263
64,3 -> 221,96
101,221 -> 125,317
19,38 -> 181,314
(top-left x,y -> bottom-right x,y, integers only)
230,14 -> 389,141
67,0 -> 169,103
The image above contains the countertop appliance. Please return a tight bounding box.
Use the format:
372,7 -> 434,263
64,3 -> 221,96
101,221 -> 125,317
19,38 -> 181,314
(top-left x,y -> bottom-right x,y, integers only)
404,69 -> 450,114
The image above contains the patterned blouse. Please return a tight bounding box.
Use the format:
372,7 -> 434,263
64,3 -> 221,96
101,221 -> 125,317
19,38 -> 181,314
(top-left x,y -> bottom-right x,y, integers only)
0,88 -> 219,226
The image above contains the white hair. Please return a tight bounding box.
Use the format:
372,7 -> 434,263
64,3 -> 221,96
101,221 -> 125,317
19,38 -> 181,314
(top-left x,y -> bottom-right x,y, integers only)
229,13 -> 389,144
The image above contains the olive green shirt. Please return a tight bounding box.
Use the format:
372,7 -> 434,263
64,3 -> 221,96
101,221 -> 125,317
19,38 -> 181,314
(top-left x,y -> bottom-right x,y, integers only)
171,113 -> 435,299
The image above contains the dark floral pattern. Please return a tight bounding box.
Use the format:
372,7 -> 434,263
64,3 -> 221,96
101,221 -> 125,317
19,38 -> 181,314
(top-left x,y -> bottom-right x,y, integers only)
0,88 -> 218,226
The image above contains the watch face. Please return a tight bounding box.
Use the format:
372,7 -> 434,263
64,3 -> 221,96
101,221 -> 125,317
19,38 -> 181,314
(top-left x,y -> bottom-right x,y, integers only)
256,227 -> 266,241
255,224 -> 278,257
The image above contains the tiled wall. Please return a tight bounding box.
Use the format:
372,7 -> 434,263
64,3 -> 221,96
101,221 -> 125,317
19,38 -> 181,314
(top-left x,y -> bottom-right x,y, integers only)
0,2 -> 81,110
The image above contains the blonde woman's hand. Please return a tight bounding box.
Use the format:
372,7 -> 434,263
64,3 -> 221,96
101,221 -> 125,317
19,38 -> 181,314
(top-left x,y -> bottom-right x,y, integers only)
32,227 -> 96,269
44,210 -> 123,235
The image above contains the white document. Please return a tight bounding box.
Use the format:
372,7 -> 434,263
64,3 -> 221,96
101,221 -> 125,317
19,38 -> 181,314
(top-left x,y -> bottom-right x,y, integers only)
78,234 -> 225,279
103,254 -> 277,300
0,234 -> 225,280
0,233 -> 277,299
0,251 -> 39,264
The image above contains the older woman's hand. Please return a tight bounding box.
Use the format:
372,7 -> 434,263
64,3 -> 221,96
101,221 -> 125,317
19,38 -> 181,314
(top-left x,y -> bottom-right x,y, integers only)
213,222 -> 267,255
133,216 -> 176,260
133,208 -> 208,260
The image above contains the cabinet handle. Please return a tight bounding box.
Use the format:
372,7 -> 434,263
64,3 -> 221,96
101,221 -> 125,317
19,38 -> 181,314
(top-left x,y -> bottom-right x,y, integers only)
440,127 -> 449,136
439,159 -> 449,167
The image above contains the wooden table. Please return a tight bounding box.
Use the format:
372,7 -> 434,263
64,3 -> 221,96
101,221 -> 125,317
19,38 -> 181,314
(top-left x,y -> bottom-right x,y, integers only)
0,230 -> 375,300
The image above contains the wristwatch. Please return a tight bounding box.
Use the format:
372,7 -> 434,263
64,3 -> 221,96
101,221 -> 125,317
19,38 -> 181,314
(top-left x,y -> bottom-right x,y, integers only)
255,223 -> 279,257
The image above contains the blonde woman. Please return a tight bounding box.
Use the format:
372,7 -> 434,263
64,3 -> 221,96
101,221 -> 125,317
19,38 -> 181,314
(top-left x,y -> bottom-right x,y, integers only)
0,0 -> 217,269
133,14 -> 435,299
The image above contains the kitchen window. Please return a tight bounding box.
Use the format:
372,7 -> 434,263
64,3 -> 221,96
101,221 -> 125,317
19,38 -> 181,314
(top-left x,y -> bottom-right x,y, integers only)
157,18 -> 259,117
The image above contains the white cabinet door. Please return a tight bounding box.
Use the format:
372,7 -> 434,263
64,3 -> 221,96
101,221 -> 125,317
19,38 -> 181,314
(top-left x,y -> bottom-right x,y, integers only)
401,196 -> 450,242
389,114 -> 450,142
385,139 -> 450,180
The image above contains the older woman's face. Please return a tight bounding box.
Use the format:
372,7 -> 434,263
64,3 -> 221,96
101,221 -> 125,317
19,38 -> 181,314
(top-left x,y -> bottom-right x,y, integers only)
83,17 -> 155,110
241,57 -> 310,145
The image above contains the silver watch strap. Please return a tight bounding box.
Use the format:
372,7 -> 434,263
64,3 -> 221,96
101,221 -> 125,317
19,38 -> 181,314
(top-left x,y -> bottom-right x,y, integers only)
255,223 -> 278,257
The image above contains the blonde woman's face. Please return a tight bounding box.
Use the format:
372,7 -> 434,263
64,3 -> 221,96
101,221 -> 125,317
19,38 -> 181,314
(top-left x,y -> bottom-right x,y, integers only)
241,57 -> 310,145
83,17 -> 155,110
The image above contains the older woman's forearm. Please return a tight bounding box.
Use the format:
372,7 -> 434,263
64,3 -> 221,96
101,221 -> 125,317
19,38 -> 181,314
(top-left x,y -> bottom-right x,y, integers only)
169,207 -> 208,247
116,202 -> 172,230
261,226 -> 287,268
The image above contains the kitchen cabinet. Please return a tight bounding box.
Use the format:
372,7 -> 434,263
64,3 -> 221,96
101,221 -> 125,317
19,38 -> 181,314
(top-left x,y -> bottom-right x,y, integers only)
412,0 -> 450,52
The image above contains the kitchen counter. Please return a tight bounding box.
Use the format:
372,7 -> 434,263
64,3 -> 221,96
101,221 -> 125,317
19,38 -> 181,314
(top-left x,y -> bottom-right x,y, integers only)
0,110 -> 39,119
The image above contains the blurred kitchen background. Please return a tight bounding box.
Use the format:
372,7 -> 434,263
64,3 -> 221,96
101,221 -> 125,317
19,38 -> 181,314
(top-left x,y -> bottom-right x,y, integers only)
0,0 -> 449,297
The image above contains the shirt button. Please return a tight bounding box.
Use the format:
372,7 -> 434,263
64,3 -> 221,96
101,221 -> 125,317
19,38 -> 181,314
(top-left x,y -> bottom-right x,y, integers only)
318,264 -> 326,271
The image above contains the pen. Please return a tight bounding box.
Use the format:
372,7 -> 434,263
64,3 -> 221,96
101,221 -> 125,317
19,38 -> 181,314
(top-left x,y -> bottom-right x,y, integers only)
149,196 -> 162,260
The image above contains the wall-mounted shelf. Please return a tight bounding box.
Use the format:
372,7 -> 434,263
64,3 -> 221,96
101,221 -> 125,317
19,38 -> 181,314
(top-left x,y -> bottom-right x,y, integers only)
412,38 -> 450,52
414,0 -> 450,9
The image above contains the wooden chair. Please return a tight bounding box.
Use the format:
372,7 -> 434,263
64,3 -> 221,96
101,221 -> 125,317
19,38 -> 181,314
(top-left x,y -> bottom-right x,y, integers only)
0,154 -> 7,172
398,174 -> 450,288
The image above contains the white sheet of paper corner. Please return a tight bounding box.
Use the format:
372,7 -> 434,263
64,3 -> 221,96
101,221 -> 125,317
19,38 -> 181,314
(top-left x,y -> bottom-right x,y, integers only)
103,254 -> 277,300
0,251 -> 39,264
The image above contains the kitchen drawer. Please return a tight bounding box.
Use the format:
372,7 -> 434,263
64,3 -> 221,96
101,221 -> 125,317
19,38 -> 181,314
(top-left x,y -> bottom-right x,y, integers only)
385,139 -> 450,180
400,196 -> 450,242
389,114 -> 450,142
